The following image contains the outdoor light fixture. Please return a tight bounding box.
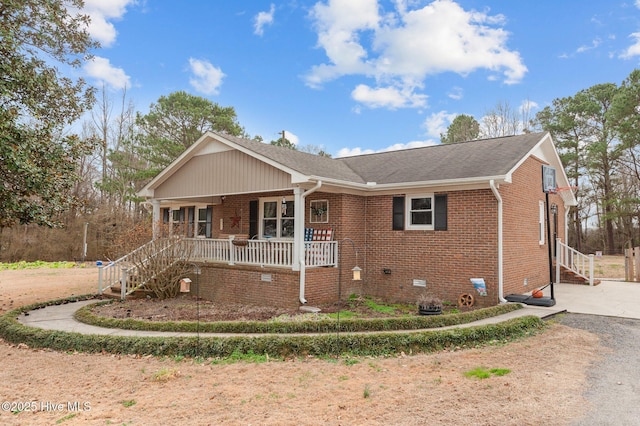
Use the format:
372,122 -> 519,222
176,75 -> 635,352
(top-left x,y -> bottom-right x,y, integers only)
550,203 -> 558,215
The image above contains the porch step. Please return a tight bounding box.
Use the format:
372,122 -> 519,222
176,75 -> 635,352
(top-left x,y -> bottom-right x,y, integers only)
109,285 -> 155,299
555,263 -> 600,286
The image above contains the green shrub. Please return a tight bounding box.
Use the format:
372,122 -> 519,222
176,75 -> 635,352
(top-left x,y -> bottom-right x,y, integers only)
0,295 -> 546,358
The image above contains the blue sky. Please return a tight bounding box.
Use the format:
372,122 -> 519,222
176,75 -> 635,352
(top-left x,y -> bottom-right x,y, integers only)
77,0 -> 640,157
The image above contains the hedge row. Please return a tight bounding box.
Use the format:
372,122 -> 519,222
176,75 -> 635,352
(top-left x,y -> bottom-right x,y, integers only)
0,296 -> 545,358
74,301 -> 522,334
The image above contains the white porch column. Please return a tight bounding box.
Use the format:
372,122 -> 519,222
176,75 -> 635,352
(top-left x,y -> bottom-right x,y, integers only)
151,199 -> 161,240
296,181 -> 322,304
292,187 -> 303,271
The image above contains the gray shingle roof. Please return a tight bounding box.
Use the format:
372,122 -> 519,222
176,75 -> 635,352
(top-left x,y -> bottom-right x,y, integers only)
221,134 -> 367,183
222,132 -> 545,185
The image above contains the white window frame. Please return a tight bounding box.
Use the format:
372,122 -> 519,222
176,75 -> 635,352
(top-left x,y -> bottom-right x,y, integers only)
405,194 -> 434,231
259,196 -> 295,239
196,206 -> 208,237
169,207 -> 183,235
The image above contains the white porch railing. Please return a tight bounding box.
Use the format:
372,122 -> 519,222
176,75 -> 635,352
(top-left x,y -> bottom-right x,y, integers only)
98,237 -> 338,299
186,238 -> 338,268
556,238 -> 595,286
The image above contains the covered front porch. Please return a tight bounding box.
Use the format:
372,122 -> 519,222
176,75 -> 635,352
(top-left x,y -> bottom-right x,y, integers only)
97,234 -> 345,305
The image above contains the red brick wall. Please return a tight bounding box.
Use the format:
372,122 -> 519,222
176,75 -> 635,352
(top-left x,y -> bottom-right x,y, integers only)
193,263 -> 301,308
362,190 -> 499,307
501,156 -> 566,296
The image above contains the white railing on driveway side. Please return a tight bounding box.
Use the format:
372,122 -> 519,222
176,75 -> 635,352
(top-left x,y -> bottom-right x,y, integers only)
556,238 -> 595,286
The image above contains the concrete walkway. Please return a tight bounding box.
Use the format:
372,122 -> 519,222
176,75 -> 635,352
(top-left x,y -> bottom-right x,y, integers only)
15,279 -> 639,337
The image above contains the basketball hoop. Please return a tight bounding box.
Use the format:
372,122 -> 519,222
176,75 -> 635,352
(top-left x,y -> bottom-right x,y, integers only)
542,165 -> 556,194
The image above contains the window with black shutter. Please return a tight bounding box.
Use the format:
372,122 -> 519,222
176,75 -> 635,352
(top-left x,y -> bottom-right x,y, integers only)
393,194 -> 447,231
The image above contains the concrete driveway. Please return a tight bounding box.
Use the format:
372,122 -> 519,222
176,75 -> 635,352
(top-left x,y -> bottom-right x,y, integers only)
553,279 -> 640,319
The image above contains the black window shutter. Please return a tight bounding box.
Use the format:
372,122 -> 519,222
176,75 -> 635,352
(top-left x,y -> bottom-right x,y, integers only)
249,200 -> 258,238
392,196 -> 405,230
205,206 -> 213,238
162,208 -> 169,224
434,194 -> 448,231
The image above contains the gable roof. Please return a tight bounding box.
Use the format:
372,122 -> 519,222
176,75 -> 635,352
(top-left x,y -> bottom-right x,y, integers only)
338,132 -> 544,185
139,131 -> 576,205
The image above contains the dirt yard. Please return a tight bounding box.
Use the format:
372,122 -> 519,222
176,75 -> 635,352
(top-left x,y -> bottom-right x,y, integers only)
0,265 -> 606,425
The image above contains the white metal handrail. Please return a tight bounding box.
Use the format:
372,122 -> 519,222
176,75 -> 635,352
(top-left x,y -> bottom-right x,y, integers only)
556,238 -> 595,286
98,237 -> 182,297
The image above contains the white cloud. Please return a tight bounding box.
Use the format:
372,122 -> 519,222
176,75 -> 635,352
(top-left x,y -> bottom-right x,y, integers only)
336,139 -> 436,157
305,0 -> 527,109
576,38 -> 602,53
82,0 -> 135,47
254,4 -> 276,36
423,110 -> 458,138
336,146 -> 376,157
188,58 -> 225,95
447,86 -> 463,100
519,99 -> 539,114
284,130 -> 299,145
380,140 -> 438,151
84,56 -> 130,89
351,84 -> 427,109
621,32 -> 640,59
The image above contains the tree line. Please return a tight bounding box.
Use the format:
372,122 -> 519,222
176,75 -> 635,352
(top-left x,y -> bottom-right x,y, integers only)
2,0 -> 639,261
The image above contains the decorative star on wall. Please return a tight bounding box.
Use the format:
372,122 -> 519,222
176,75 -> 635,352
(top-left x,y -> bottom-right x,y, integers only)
230,210 -> 241,228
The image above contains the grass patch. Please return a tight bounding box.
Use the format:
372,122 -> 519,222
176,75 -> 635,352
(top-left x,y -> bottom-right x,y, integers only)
210,349 -> 273,364
364,298 -> 397,315
56,413 -> 77,424
152,367 -> 180,382
325,310 -> 359,319
363,384 -> 371,398
0,261 -> 77,270
489,368 -> 511,376
121,399 -> 137,408
464,367 -> 511,380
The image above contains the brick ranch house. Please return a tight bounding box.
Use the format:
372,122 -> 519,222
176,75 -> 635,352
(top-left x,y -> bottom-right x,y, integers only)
133,131 -> 578,309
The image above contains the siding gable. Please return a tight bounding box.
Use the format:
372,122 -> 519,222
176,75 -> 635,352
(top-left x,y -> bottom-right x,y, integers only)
154,150 -> 293,199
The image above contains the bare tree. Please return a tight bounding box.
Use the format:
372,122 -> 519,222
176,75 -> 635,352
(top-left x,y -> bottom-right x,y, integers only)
481,100 -> 520,138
